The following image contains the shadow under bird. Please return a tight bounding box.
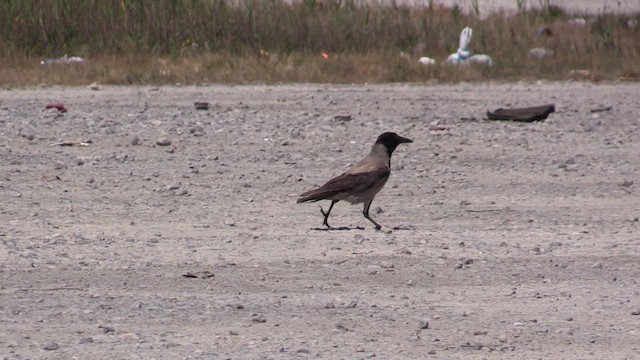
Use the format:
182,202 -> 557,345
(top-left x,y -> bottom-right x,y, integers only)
297,132 -> 413,230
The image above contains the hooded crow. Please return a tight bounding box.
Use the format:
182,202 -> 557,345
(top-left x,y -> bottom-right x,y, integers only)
297,132 -> 413,230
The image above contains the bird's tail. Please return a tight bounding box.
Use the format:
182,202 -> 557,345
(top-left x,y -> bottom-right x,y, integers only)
297,188 -> 333,203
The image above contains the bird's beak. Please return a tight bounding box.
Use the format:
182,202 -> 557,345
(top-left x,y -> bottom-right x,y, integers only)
399,136 -> 413,143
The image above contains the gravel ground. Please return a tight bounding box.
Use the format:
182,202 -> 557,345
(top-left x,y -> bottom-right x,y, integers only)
1,82 -> 639,359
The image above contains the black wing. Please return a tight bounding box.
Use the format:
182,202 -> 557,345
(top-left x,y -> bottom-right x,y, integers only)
297,168 -> 390,203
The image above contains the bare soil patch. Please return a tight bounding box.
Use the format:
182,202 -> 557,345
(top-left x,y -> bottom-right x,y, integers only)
1,82 -> 639,359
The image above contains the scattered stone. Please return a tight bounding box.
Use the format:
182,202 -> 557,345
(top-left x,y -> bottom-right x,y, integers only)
620,179 -> 634,187
88,82 -> 102,90
392,223 -> 414,230
156,138 -> 172,146
79,337 -> 94,344
498,334 -> 507,343
182,270 -> 215,279
591,105 -> 613,113
325,302 -> 335,309
297,348 -> 310,354
252,314 -> 267,323
43,341 -> 59,351
99,324 -> 115,333
229,330 -> 239,335
190,124 -> 205,137
131,136 -> 142,146
354,234 -> 366,244
334,114 -> 352,122
194,101 -> 211,110
118,332 -> 139,342
379,261 -> 394,269
418,319 -> 429,329
631,309 -> 640,316
346,299 -> 358,308
54,161 -> 67,170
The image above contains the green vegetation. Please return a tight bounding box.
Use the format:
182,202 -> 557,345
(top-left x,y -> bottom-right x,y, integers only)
0,0 -> 639,85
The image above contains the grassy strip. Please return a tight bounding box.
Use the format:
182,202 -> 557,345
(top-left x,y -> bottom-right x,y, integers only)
0,0 -> 639,85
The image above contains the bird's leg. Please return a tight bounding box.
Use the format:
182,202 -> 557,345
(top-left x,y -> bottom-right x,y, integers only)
363,200 -> 382,230
320,200 -> 338,229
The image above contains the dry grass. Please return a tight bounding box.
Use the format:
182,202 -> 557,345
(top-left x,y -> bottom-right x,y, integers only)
0,0 -> 639,85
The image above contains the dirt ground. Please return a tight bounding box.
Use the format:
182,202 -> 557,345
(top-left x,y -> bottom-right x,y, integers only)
1,82 -> 639,359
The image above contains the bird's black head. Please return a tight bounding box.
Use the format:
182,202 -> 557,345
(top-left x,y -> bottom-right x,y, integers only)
375,132 -> 413,157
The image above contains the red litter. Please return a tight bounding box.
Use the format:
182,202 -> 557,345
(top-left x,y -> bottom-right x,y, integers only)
45,103 -> 68,113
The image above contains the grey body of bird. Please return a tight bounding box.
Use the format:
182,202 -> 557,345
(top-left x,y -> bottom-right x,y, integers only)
297,132 -> 412,230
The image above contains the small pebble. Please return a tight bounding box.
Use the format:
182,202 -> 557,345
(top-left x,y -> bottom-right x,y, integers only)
99,324 -> 115,333
631,309 -> 640,316
418,319 -> 429,329
252,314 -> 267,323
43,341 -> 59,351
156,138 -> 172,146
118,333 -> 139,342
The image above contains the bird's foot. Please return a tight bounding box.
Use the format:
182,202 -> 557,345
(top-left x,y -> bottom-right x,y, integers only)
320,206 -> 328,217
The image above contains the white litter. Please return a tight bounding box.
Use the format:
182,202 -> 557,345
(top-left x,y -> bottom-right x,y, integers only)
445,27 -> 494,66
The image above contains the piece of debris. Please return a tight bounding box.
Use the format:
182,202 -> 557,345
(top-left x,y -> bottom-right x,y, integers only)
88,82 -> 102,90
569,69 -> 591,77
41,55 -> 85,65
418,56 -> 436,66
529,47 -> 554,59
590,105 -> 612,113
182,270 -> 215,279
445,27 -> 494,66
45,103 -> 68,113
194,101 -> 211,110
334,114 -> 352,122
50,141 -> 91,147
487,104 -> 555,122
567,18 -> 587,27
